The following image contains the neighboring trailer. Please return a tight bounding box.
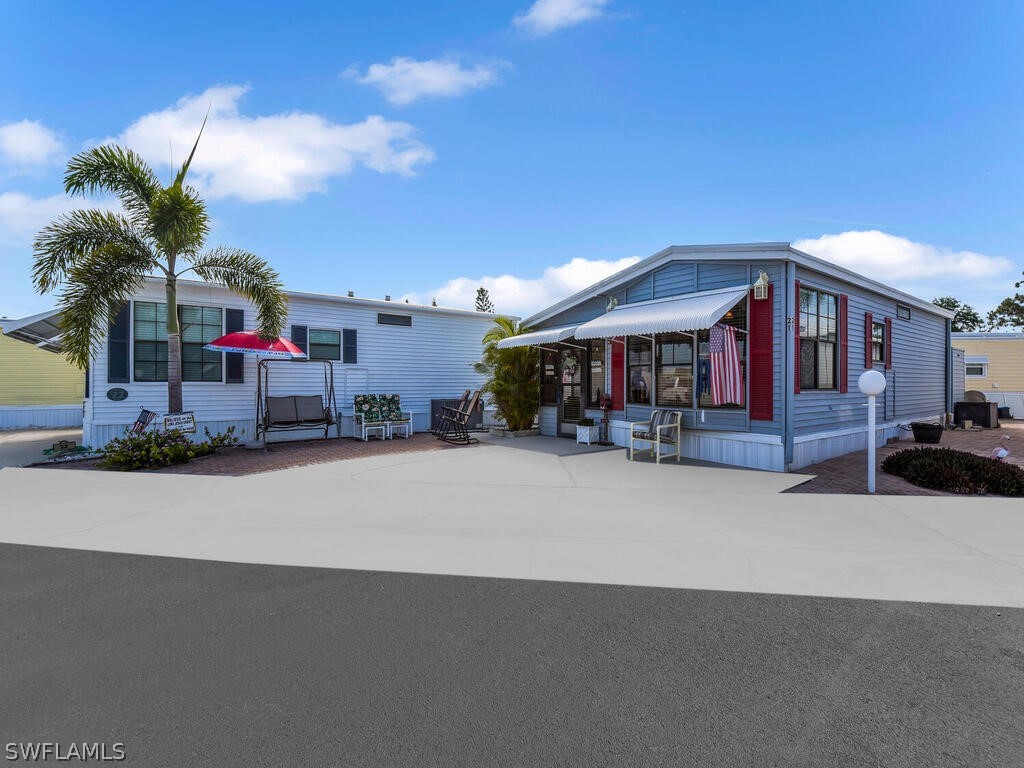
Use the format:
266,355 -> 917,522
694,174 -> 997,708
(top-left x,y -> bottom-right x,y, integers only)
0,327 -> 85,430
520,243 -> 954,471
951,332 -> 1024,418
65,278 -> 499,447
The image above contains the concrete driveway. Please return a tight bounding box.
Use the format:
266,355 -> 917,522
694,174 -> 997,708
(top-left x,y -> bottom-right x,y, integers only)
0,428 -> 81,467
1,441 -> 1023,606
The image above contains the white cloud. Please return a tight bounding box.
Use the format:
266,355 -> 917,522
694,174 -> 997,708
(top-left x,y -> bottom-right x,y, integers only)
110,85 -> 434,202
793,230 -> 1017,309
512,0 -> 610,36
0,120 -> 64,171
404,255 -> 640,317
0,192 -> 120,244
345,57 -> 508,106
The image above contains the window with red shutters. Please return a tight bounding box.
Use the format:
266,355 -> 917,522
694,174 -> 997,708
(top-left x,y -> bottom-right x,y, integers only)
610,336 -> 625,410
749,285 -> 773,420
838,294 -> 849,393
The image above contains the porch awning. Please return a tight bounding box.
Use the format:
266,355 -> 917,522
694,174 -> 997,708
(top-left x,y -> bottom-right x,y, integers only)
573,286 -> 749,339
0,308 -> 64,353
496,324 -> 579,349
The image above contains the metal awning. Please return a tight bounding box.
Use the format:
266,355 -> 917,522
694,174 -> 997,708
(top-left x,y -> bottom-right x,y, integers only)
496,324 -> 579,349
573,286 -> 749,339
965,355 -> 989,364
0,308 -> 65,353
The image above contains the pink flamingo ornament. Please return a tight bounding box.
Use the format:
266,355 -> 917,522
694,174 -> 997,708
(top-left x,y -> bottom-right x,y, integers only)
990,435 -> 1011,461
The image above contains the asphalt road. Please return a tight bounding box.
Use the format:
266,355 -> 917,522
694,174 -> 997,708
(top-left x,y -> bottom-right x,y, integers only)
2,543 -> 1022,767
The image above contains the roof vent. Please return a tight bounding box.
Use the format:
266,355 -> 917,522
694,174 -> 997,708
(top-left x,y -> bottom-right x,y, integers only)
385,295 -> 391,301
347,290 -> 354,298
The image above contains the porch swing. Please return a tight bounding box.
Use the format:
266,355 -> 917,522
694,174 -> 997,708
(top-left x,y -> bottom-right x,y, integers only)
255,358 -> 340,445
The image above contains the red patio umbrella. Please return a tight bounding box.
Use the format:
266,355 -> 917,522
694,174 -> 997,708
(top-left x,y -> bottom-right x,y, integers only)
204,331 -> 307,359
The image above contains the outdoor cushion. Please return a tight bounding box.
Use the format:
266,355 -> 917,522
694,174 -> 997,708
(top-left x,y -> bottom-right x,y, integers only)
295,395 -> 328,424
378,394 -> 409,422
353,394 -> 384,424
266,396 -> 299,426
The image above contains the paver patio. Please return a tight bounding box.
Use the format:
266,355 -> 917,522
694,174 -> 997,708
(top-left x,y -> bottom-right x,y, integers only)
788,420 -> 1024,495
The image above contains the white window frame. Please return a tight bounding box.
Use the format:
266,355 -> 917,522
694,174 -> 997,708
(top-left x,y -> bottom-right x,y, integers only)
965,363 -> 987,377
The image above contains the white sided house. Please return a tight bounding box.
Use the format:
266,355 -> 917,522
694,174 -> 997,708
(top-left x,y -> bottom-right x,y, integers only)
82,278 -> 498,447
505,243 -> 956,472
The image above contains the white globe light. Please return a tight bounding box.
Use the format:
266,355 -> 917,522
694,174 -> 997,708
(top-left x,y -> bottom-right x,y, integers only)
858,369 -> 887,396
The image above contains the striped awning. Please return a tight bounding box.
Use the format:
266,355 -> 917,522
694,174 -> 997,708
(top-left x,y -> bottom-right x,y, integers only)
574,286 -> 749,339
496,324 -> 579,349
0,308 -> 64,353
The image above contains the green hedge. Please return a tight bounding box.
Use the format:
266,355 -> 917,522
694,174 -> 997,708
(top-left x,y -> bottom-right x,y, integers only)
99,427 -> 238,471
881,447 -> 1024,496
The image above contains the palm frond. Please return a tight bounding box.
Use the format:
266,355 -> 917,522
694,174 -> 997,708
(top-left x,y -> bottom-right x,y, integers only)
147,184 -> 209,257
32,209 -> 157,294
57,245 -> 150,369
187,247 -> 288,339
64,145 -> 161,222
173,109 -> 209,188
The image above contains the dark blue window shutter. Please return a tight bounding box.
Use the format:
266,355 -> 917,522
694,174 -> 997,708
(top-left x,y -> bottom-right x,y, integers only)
225,308 -> 244,383
291,325 -> 308,356
342,329 -> 357,364
107,303 -> 130,383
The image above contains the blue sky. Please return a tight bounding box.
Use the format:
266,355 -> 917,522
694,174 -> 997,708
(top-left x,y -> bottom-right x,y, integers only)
1,0 -> 1022,319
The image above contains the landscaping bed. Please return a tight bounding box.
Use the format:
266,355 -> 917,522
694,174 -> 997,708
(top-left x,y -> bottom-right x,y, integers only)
882,447 -> 1024,497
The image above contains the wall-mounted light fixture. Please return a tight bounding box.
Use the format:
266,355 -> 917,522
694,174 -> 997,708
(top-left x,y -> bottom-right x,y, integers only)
753,270 -> 770,301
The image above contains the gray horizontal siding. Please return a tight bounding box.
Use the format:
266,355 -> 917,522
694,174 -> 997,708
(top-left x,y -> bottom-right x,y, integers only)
793,266 -> 947,436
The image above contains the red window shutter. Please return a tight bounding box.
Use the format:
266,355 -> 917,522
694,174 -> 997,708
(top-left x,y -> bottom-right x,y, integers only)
611,336 -> 624,410
793,279 -> 801,394
864,311 -> 874,369
884,317 -> 893,370
838,294 -> 849,393
749,286 -> 773,420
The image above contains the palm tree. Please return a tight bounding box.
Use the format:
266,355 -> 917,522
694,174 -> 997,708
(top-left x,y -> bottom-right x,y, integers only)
474,316 -> 539,431
32,122 -> 288,414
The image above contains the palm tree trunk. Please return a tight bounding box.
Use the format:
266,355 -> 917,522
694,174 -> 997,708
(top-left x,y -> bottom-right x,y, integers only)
165,275 -> 183,414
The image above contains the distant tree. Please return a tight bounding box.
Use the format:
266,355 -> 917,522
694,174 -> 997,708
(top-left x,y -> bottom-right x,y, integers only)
475,286 -> 494,313
985,271 -> 1024,331
932,296 -> 984,332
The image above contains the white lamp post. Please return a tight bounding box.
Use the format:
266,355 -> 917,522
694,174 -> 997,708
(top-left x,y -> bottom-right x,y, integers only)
858,370 -> 887,493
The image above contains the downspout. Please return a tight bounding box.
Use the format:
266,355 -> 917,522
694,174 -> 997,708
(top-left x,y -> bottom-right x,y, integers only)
945,318 -> 953,418
783,260 -> 795,469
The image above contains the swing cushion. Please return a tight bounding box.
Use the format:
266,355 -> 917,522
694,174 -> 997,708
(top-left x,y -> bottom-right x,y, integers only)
295,395 -> 330,425
354,394 -> 385,424
266,396 -> 299,426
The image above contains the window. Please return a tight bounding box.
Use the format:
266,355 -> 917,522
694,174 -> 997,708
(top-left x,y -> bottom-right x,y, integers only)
871,321 -> 885,363
540,349 -> 558,405
656,333 -> 693,407
966,364 -> 987,377
799,287 -> 838,390
587,340 -> 606,407
627,336 -> 652,404
697,298 -> 747,408
378,313 -> 412,326
897,304 -> 911,320
180,305 -> 223,382
308,329 -> 341,360
133,301 -> 168,382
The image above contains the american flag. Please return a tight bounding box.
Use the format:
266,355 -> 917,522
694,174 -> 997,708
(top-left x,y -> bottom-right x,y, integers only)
709,323 -> 744,406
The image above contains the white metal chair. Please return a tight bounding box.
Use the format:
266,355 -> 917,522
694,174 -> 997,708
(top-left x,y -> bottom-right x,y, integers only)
628,409 -> 683,463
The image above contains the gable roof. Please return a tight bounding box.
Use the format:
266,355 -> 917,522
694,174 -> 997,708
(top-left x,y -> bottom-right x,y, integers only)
523,242 -> 955,325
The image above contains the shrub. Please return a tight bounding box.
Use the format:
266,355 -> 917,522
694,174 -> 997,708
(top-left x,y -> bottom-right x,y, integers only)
99,429 -> 214,471
881,447 -> 1024,496
204,425 -> 240,449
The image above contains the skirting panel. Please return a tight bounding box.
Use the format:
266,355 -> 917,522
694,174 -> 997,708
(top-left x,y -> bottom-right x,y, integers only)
608,420 -> 785,472
0,404 -> 83,431
791,421 -> 915,470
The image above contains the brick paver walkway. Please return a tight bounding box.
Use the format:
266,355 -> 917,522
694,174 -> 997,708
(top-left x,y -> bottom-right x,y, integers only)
787,420 -> 1023,495
44,433 -> 481,477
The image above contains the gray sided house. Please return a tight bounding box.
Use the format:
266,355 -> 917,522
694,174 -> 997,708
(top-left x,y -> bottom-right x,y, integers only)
509,243 -> 955,471
82,278 -> 499,448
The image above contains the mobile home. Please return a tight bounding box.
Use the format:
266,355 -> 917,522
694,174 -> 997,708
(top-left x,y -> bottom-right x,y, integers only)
951,332 -> 1024,418
504,243 -> 955,471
